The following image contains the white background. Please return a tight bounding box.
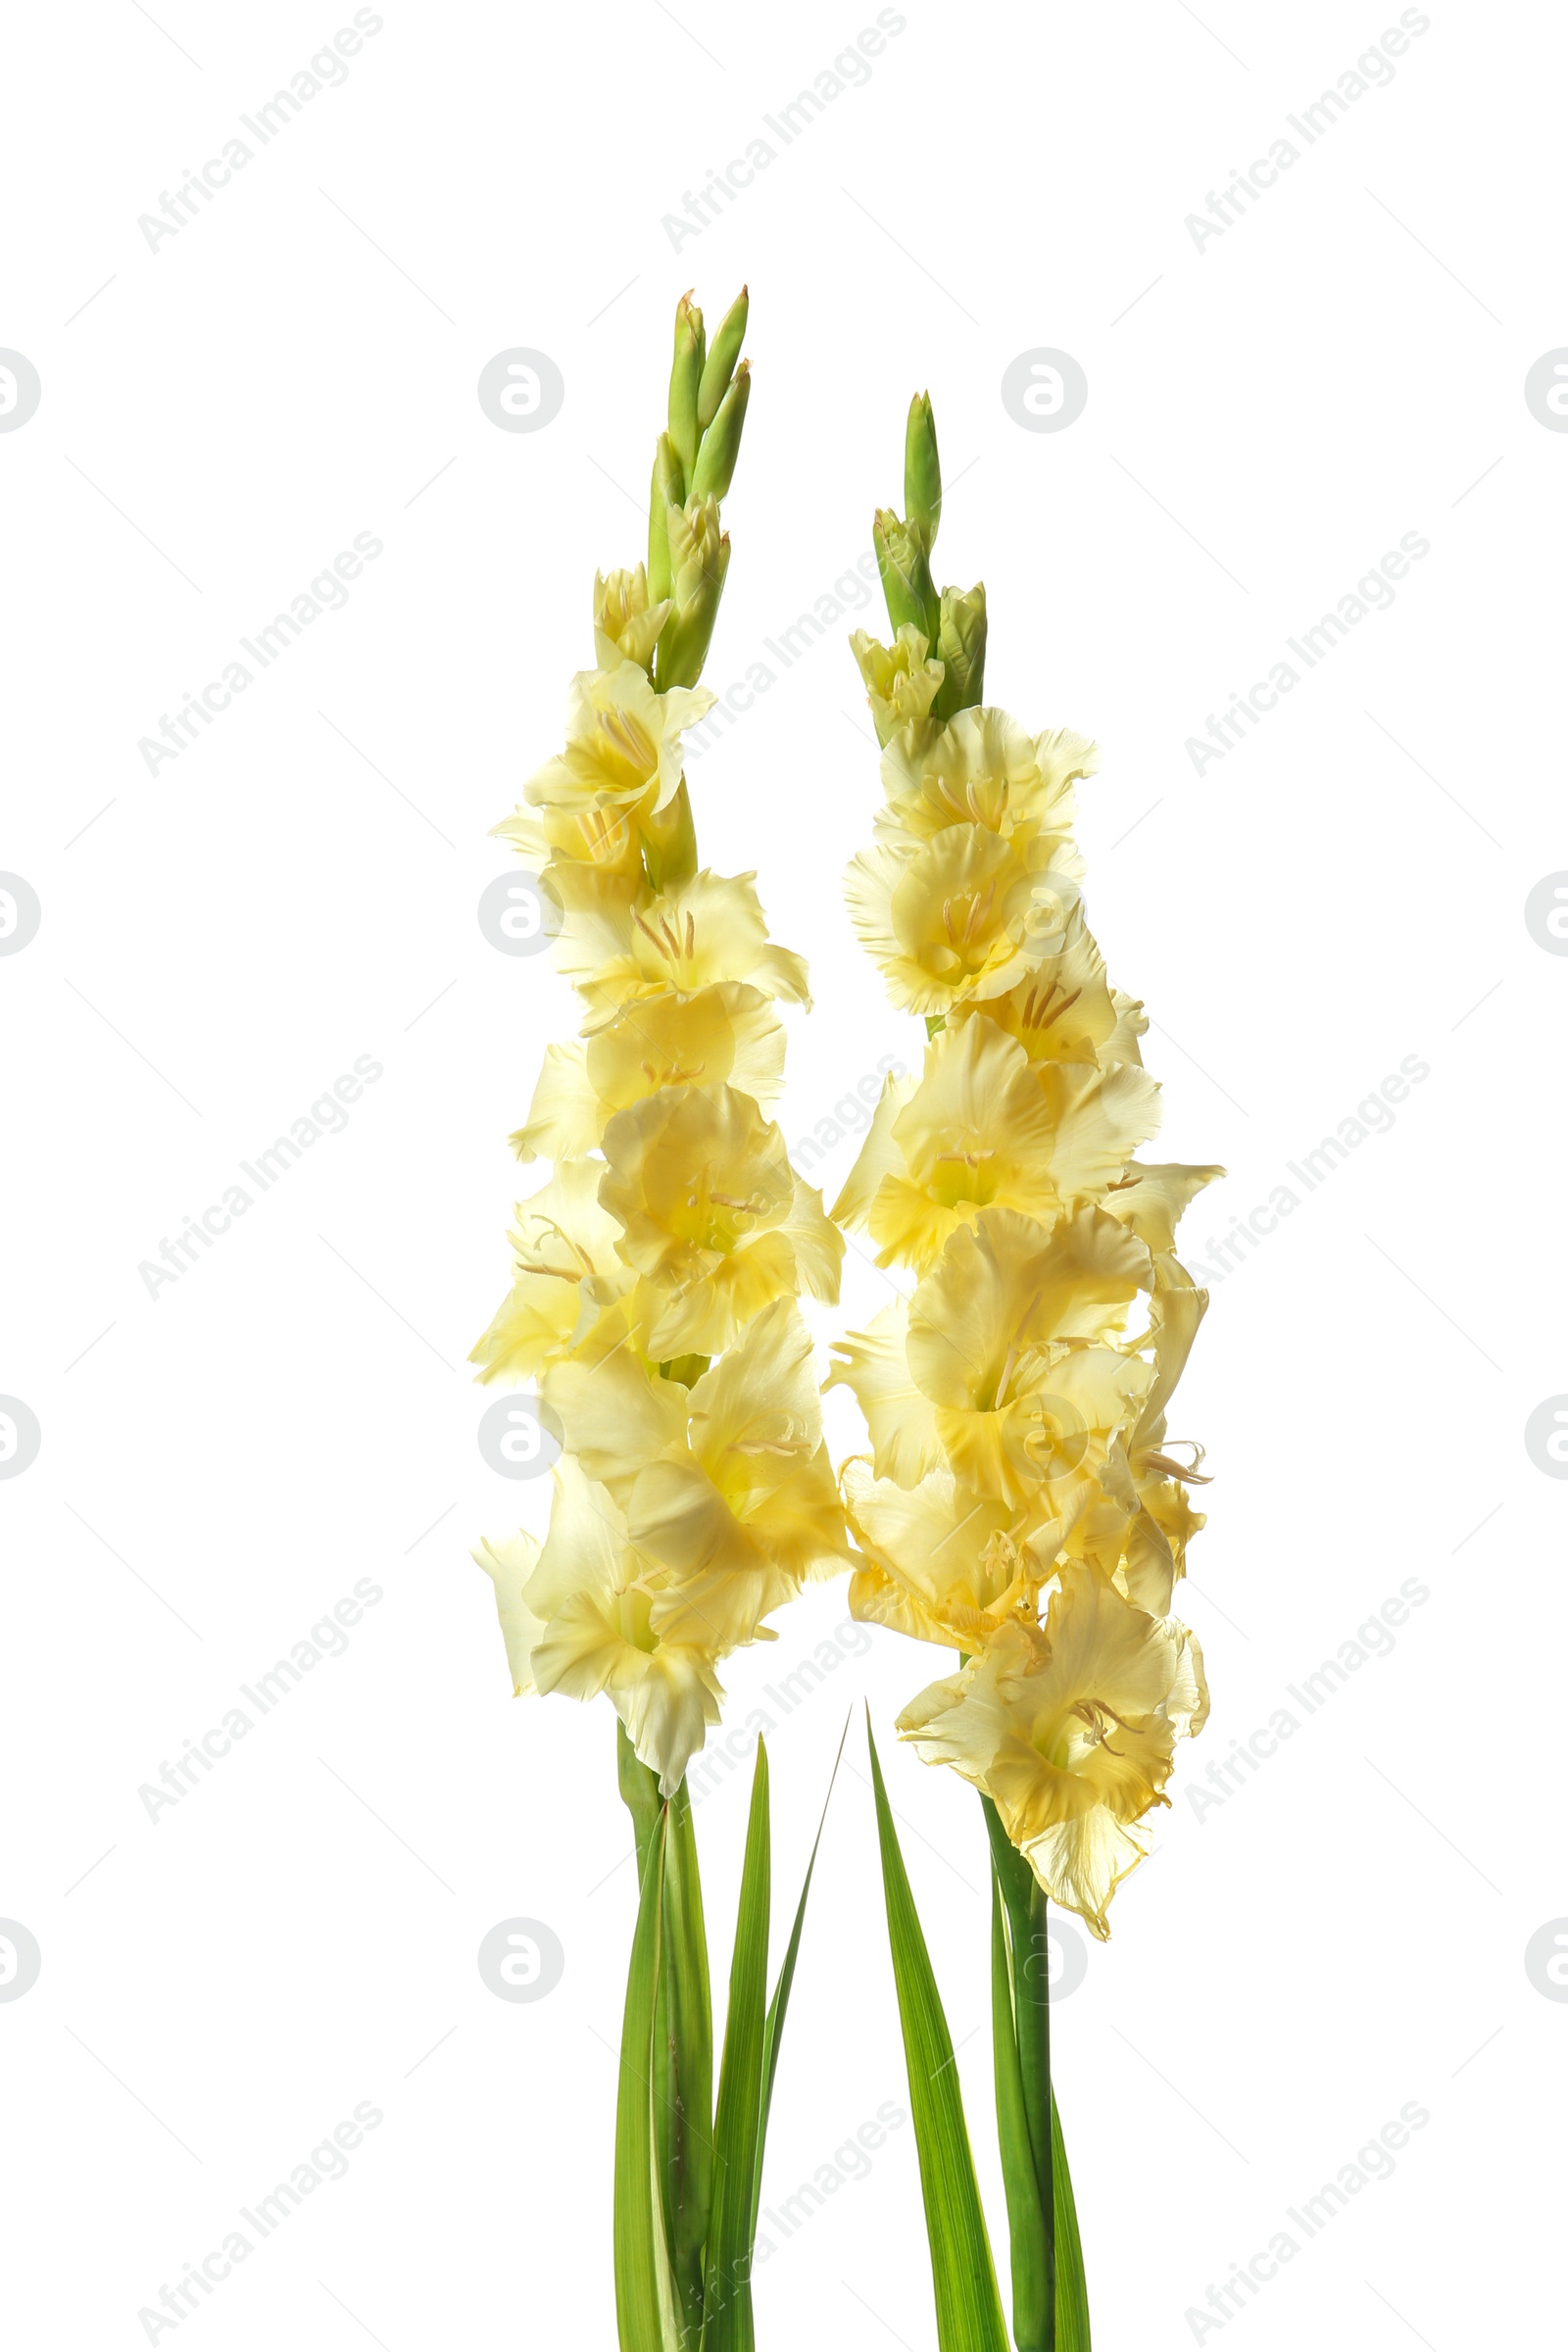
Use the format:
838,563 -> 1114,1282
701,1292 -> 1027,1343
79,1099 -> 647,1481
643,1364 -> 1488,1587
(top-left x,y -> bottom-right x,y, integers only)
3,2 -> 1563,2345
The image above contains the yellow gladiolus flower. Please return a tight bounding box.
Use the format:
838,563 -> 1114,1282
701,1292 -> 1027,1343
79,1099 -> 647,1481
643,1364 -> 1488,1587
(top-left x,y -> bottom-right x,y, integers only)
845,822 -> 1082,1016
897,1563 -> 1208,1936
842,1459 -> 1039,1651
825,1298 -> 943,1489
512,984 -> 787,1163
944,912 -> 1123,1067
833,1019 -> 1161,1273
521,1457 -> 726,1795
629,1298 -> 855,1649
556,867 -> 810,1026
600,1083 -> 843,1358
526,657 -> 713,820
904,1204 -> 1152,1507
468,1161 -> 635,1386
472,1530 -> 545,1694
876,707 -> 1097,853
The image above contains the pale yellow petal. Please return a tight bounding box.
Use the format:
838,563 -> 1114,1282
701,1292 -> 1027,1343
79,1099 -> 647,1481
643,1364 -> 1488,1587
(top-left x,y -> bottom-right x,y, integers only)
472,1531 -> 544,1693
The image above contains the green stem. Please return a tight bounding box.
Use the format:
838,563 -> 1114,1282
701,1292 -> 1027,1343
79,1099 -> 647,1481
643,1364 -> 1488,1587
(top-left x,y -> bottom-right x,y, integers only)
982,1797 -> 1055,2350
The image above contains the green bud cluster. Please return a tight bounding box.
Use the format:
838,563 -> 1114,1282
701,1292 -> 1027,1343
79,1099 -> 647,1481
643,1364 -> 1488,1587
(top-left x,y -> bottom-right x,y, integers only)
647,288 -> 751,691
873,390 -> 988,720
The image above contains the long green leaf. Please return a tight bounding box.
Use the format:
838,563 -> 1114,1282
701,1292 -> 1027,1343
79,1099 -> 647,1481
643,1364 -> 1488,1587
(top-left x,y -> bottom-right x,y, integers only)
866,1718 -> 1009,2352
982,1795 -> 1093,2351
1051,2085 -> 1091,2352
754,1712 -> 848,2197
661,1782 -> 713,2343
991,1873 -> 1052,2352
618,1721 -> 662,1886
701,1741 -> 771,2352
614,1806 -> 672,2352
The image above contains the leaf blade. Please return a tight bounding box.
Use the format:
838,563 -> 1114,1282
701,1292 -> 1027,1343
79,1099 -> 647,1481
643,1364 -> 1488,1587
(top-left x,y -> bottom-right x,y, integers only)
1052,2086 -> 1092,2352
991,1871 -> 1052,2352
701,1741 -> 771,2352
660,1781 -> 713,2342
867,1719 -> 1009,2352
614,1807 -> 672,2352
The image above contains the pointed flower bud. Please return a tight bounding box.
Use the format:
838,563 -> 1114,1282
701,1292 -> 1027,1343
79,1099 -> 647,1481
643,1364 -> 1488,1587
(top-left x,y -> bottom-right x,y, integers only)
904,391 -> 942,548
647,432 -> 685,604
667,293 -> 704,477
849,623 -> 946,747
593,566 -> 672,673
697,285 -> 749,429
690,361 -> 751,503
934,583 -> 988,715
658,529 -> 731,689
873,509 -> 940,643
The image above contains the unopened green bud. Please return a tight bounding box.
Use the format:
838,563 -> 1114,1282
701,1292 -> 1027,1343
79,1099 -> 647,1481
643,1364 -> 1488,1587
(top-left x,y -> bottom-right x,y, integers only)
666,494 -> 724,613
933,581 -> 987,715
904,391 -> 942,548
658,529 -> 731,688
641,778 -> 699,894
873,509 -> 939,643
690,361 -> 750,502
697,285 -> 749,429
647,432 -> 684,604
667,293 -> 704,477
